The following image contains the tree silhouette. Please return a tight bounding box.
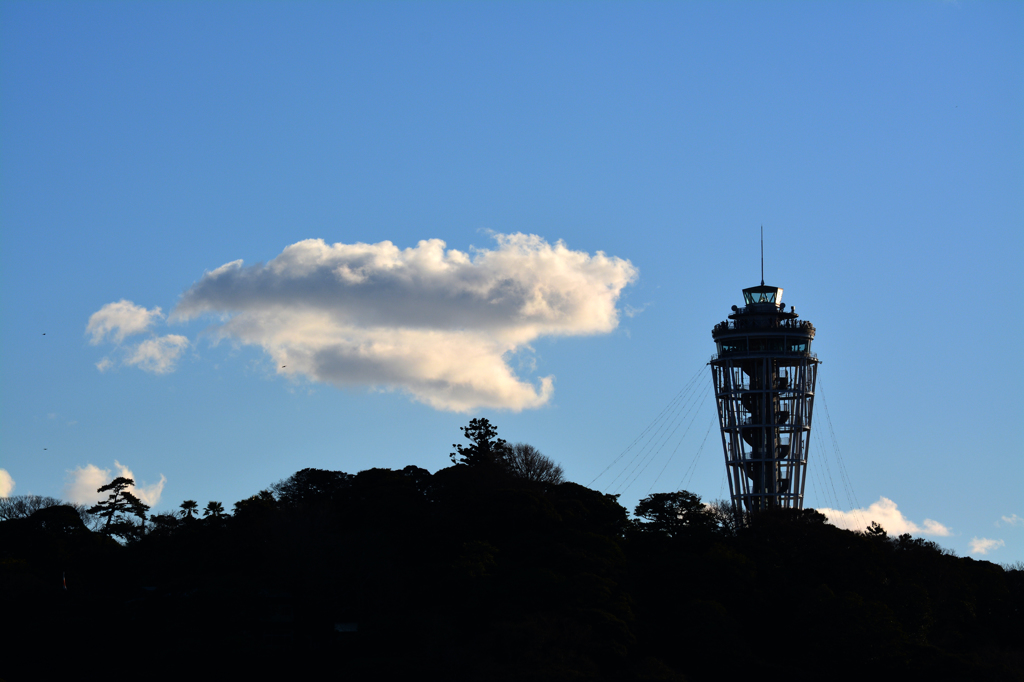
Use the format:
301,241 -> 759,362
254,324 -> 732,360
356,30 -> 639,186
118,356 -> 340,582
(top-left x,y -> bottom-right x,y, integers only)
180,500 -> 199,519
450,417 -> 507,467
705,498 -> 744,536
502,442 -> 564,484
232,490 -> 277,519
203,501 -> 225,518
0,494 -> 95,528
88,476 -> 150,540
148,512 -> 180,533
633,491 -> 716,537
271,468 -> 352,508
865,520 -> 888,538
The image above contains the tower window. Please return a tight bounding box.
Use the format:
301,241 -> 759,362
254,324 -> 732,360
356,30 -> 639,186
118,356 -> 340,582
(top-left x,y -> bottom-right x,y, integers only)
719,339 -> 747,354
743,291 -> 776,304
787,339 -> 809,353
742,286 -> 783,305
749,337 -> 783,352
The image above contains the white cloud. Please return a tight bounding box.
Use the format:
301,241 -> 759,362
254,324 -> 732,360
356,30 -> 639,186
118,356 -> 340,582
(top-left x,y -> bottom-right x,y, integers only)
969,537 -> 1005,555
920,518 -> 952,536
172,233 -> 637,411
997,514 -> 1023,527
87,300 -> 163,344
128,474 -> 167,508
0,469 -> 14,497
87,300 -> 188,374
125,335 -> 189,374
86,299 -> 189,374
64,464 -> 111,504
817,497 -> 952,537
624,303 -> 650,318
63,461 -> 165,508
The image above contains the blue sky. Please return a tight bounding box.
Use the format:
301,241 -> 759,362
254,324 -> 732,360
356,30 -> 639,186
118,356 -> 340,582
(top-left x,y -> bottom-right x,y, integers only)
2,1 -> 1021,562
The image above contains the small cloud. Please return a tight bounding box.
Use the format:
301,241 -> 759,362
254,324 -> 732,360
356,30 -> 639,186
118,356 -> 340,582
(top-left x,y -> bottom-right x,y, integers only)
67,420 -> 78,427
88,301 -> 188,374
623,302 -> 651,318
63,461 -> 165,507
817,497 -> 951,537
125,335 -> 189,374
87,300 -> 163,344
997,514 -> 1023,528
969,537 -> 1005,555
47,413 -> 57,420
0,469 -> 14,497
920,518 -> 953,537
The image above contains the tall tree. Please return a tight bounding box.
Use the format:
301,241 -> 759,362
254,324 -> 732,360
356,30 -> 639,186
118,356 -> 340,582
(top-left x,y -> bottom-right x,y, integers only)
180,500 -> 199,519
88,477 -> 150,540
633,491 -> 717,537
203,501 -> 225,518
450,418 -> 507,467
503,442 -> 565,484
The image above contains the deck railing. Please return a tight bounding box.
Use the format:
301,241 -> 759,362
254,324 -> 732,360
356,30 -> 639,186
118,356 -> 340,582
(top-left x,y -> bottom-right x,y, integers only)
713,318 -> 816,334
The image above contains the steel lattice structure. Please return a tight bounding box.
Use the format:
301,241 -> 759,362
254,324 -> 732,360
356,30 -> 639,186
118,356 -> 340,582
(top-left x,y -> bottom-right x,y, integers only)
710,283 -> 819,519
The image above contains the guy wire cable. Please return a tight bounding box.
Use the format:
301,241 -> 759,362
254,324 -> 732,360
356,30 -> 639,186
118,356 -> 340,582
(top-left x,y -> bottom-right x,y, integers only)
604,366 -> 708,491
675,416 -> 716,491
644,392 -> 715,495
814,426 -> 844,517
816,377 -> 867,530
605,377 -> 702,491
589,362 -> 706,487
818,377 -> 862,512
615,381 -> 713,495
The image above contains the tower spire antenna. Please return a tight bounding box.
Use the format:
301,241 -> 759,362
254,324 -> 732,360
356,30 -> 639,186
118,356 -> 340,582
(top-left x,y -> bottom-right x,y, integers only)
760,225 -> 764,286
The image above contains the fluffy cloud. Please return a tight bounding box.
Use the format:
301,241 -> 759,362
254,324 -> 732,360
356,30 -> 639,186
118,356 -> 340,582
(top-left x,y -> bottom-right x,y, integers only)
0,469 -> 14,497
172,233 -> 637,411
817,497 -> 952,537
87,300 -> 189,374
969,537 -> 1005,555
64,461 -> 166,507
87,300 -> 163,344
125,335 -> 189,374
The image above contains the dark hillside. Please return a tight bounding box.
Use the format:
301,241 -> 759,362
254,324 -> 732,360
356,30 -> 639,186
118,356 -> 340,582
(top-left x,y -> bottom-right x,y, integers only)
2,465 -> 1021,681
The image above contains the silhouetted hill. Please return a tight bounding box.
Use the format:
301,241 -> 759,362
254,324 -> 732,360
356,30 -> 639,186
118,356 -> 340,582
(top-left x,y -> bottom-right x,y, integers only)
2,467 -> 1021,681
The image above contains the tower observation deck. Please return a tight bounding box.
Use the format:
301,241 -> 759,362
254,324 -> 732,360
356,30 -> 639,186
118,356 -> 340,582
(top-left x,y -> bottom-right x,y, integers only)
710,284 -> 819,518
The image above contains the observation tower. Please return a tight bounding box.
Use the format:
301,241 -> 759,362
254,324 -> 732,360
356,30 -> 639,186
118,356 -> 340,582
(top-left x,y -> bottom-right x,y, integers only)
710,277 -> 819,518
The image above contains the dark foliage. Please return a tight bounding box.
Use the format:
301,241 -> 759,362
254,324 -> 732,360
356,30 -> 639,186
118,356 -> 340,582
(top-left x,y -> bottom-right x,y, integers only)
2,441 -> 1021,680
88,476 -> 150,541
633,490 -> 718,537
503,442 -> 565,484
450,417 -> 507,467
0,493 -> 95,527
179,499 -> 199,519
